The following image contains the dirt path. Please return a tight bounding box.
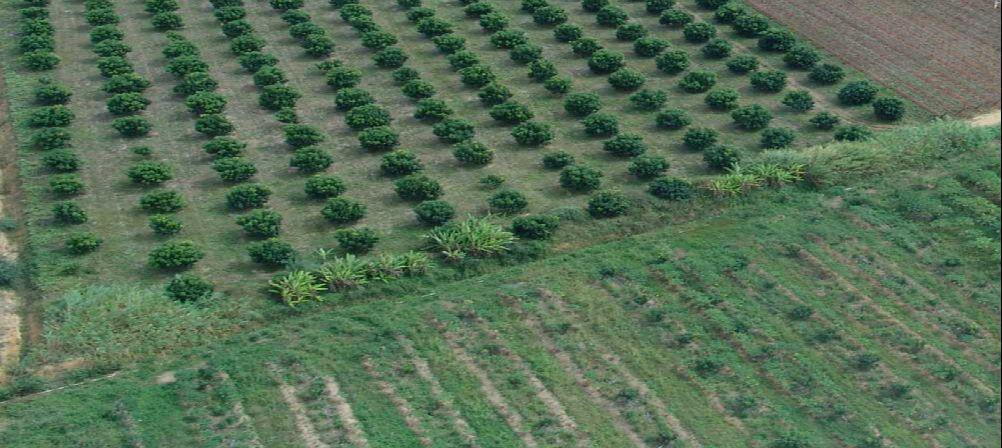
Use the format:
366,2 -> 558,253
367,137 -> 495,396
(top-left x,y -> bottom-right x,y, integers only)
271,368 -> 328,448
361,358 -> 432,446
322,376 -> 370,448
970,110 -> 1001,127
396,335 -> 480,447
0,69 -> 23,385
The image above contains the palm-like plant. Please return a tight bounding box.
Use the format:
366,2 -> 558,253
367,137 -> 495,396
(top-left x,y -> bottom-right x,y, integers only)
746,163 -> 805,187
706,167 -> 763,197
269,270 -> 325,307
316,254 -> 369,290
424,215 -> 515,260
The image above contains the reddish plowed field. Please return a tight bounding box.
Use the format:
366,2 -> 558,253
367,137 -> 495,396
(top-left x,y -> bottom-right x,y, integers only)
746,0 -> 1001,116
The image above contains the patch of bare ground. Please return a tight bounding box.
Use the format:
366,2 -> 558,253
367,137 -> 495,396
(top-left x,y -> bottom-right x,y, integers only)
114,400 -> 148,448
537,290 -> 704,448
396,335 -> 479,447
0,87 -> 22,384
812,238 -> 999,377
794,246 -> 996,397
267,365 -> 328,448
470,318 -> 589,448
360,358 -> 432,446
0,291 -> 19,385
321,376 -> 369,448
971,110 -> 1001,127
436,324 -> 540,448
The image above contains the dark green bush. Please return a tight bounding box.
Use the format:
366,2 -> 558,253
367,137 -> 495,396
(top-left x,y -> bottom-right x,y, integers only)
127,161 -> 173,185
151,12 -> 184,30
304,175 -> 345,199
582,113 -> 619,137
230,34 -> 266,55
185,91 -> 227,115
701,38 -> 732,58
554,24 -> 583,42
433,118 -> 476,143
633,36 -> 669,57
781,90 -> 814,112
595,6 -> 628,27
27,105 -> 74,127
222,19 -> 254,37
587,191 -> 629,218
334,87 -> 374,111
730,104 -> 773,130
490,30 -> 527,49
173,71 -> 218,96
448,50 -> 480,70
213,6 -> 246,22
84,8 -> 119,26
413,200 -> 455,226
783,44 -> 820,69
564,92 -> 602,117
581,0 -> 609,13
41,150 -> 80,173
838,81 -> 878,106
381,150 -> 423,176
322,197 -> 366,224
615,23 -> 648,41
106,92 -> 150,116
542,151 -> 575,169
236,209 -> 282,237
570,37 -> 602,56
203,136 -> 246,158
479,12 -> 509,32
704,88 -> 740,110
543,76 -> 572,94
33,80 -> 72,105
333,228 -> 378,254
373,47 -> 408,68
165,55 -> 206,77
512,121 -> 553,146
395,174 -> 442,201
30,128 -> 71,150
49,174 -> 84,196
712,2 -> 746,23
490,102 -> 533,124
629,89 -> 667,111
726,55 -> 758,74
139,190 -> 184,213
357,126 -> 399,151
683,127 -> 718,150
401,79 -> 435,99
103,73 -> 151,94
247,238 -> 296,266
149,214 -> 183,236
165,274 -> 214,302
52,201 -> 87,224
432,34 -> 465,54
682,22 -> 716,42
212,157 -> 257,182
259,85 -> 300,110
695,0 -> 728,9
873,97 -> 905,121
226,183 -> 272,210
608,68 -> 646,91
808,63 -> 844,85
415,98 -> 453,121
511,215 -> 558,239
459,64 -> 496,87
417,17 -> 452,37
527,60 -> 558,82
453,140 -> 494,165
833,124 -> 872,142
345,104 -> 391,130
655,108 -> 691,129
677,70 -> 716,93
488,189 -> 528,214
194,113 -> 234,137
284,123 -> 326,148
703,144 -> 740,170
587,49 -> 625,74
649,176 -> 693,200
628,155 -> 669,178
760,127 -> 796,149
659,9 -> 693,27
290,147 -> 333,173
603,133 -> 647,157
252,66 -> 287,87
809,111 -> 840,130
533,6 -> 567,26
757,28 -> 796,52
325,66 -> 362,90
560,165 -> 603,192
149,240 -> 204,269
749,70 -> 787,92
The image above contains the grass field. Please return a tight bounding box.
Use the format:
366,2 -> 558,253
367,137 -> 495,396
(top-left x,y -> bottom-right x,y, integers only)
1,129 -> 998,446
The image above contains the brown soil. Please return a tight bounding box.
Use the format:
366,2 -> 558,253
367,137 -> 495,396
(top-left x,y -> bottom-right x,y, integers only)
361,358 -> 432,446
322,376 -> 369,448
269,366 -> 328,448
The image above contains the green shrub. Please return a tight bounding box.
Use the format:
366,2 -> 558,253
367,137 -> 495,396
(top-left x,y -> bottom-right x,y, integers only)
873,97 -> 905,121
27,105 -> 74,127
433,118 -> 476,143
533,6 -> 567,26
554,23 -> 583,42
127,161 -> 173,185
432,34 -> 465,53
357,126 -> 399,151
381,150 -> 423,176
152,11 -> 184,30
512,121 -> 553,146
633,36 -> 669,57
479,12 -> 509,32
615,23 -> 648,41
564,92 -> 602,117
649,176 -> 693,200
21,50 -> 60,70
659,9 -> 693,27
52,201 -> 87,224
490,30 -> 527,49
391,67 -> 420,85
302,175 -> 345,199
542,151 -> 575,169
783,44 -> 820,69
401,79 -> 435,99
453,140 -> 494,165
511,215 -> 558,239
203,136 -> 246,158
587,191 -> 629,218
581,0 -> 609,13
833,124 -> 872,142
373,47 -> 408,68
213,6 -> 246,22
479,175 -> 505,190
259,85 -> 300,110
488,189 -> 528,214
655,108 -> 691,129
560,165 -> 603,192
222,19 -> 254,37
595,6 -> 628,27
731,104 -> 773,130
682,22 -> 716,42
703,144 -> 740,170
837,81 -> 878,105
106,92 -> 150,115
749,70 -> 787,92
527,60 -> 557,82
165,55 -> 206,77
49,174 -> 84,196
582,113 -> 619,137
459,64 -> 496,87
149,240 -> 204,269
587,49 -> 625,73
704,88 -> 740,110
334,228 -> 378,254
290,147 -> 333,173
490,102 -> 533,124
194,113 -> 234,136
603,133 -> 647,157
325,66 -> 362,90
726,55 -> 759,74
608,68 -> 646,91
19,34 -> 54,53
284,123 -> 326,148
252,66 -> 287,87
230,34 -> 266,55
448,50 -> 480,70
543,76 -> 572,94
173,71 -> 218,96
406,7 -> 434,22
712,2 -> 746,22
103,72 -> 151,94
415,98 -> 453,121
140,190 -> 184,213
162,39 -> 198,58
236,209 -> 282,237
757,28 -> 796,52
809,111 -> 840,130
184,91 -> 227,115
345,104 -> 391,130
808,63 -> 844,85
248,238 -> 296,266
149,214 -> 183,236
417,17 -> 452,37
570,37 -> 602,56
629,89 -> 667,111
395,174 -> 442,201
683,127 -> 718,150
41,150 -> 81,173
360,30 -> 396,50
695,0 -> 728,9
30,128 -> 71,150
319,197 -> 366,226
33,80 -> 72,105
678,70 -> 716,93
701,38 -> 732,58
165,274 -> 213,302
212,157 -> 257,182
760,127 -> 796,149
413,200 -> 455,226
84,8 -> 119,26
65,232 -> 102,254
226,183 -> 272,210
628,155 -> 669,178
782,90 -> 814,112
334,87 -> 374,111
